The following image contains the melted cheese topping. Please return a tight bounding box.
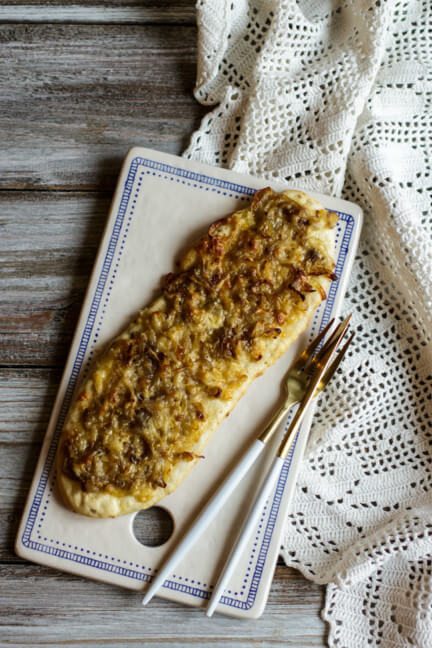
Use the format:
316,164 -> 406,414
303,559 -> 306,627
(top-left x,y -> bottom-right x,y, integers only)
57,188 -> 337,517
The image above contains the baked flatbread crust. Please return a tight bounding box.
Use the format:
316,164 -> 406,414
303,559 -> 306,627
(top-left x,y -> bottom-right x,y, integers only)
57,188 -> 337,517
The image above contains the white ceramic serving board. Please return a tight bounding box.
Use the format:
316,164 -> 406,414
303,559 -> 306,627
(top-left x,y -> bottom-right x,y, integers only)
16,147 -> 362,618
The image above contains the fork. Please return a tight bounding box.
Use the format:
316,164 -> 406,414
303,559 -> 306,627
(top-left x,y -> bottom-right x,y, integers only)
258,315 -> 351,446
142,316 -> 353,607
206,322 -> 354,615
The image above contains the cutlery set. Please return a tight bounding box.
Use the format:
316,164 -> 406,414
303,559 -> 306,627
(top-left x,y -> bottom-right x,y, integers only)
143,316 -> 354,615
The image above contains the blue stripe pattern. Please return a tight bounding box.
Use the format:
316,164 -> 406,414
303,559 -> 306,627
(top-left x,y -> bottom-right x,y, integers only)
21,156 -> 355,611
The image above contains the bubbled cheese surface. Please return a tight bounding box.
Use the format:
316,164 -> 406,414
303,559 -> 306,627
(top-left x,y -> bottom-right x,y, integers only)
57,188 -> 337,517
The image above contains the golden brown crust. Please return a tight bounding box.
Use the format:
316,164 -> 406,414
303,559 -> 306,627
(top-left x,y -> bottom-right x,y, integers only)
57,188 -> 337,517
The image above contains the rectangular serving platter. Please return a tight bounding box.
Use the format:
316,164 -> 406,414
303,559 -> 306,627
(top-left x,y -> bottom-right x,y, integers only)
16,147 -> 362,618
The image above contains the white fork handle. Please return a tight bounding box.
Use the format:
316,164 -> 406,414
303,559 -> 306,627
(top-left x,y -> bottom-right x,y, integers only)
142,439 -> 265,605
206,455 -> 285,617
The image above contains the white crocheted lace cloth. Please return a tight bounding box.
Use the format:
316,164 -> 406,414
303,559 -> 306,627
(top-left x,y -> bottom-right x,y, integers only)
184,1 -> 432,645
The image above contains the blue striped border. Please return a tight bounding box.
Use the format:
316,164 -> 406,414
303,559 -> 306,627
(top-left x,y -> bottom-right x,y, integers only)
21,156 -> 355,611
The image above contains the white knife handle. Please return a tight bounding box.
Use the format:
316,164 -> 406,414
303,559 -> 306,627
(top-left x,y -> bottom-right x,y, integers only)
206,454 -> 285,617
142,438 -> 265,605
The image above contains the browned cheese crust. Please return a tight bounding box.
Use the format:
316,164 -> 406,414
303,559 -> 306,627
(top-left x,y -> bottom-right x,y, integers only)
57,188 -> 338,517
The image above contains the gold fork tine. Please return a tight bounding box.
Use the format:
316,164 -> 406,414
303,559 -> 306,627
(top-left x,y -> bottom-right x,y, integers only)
319,332 -> 355,390
278,325 -> 354,459
290,318 -> 335,372
260,318 -> 351,445
303,314 -> 351,372
278,329 -> 354,458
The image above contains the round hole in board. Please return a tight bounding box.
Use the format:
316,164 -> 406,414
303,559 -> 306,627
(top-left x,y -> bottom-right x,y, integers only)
133,507 -> 174,547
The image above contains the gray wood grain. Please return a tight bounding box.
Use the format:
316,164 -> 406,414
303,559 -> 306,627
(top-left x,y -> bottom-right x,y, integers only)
1,564 -> 326,647
0,1 -> 195,24
0,23 -> 204,190
1,191 -> 109,365
0,367 -> 58,510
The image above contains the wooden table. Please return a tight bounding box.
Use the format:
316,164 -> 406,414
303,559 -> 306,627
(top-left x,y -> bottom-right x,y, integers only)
1,3 -> 327,645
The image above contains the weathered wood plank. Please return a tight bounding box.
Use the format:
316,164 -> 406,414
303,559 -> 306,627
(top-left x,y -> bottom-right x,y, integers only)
0,23 -> 204,190
0,367 -> 59,445
0,1 -> 195,24
1,507 -> 24,562
1,441 -> 44,506
0,367 -> 57,549
0,563 -> 326,646
1,191 -> 110,365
